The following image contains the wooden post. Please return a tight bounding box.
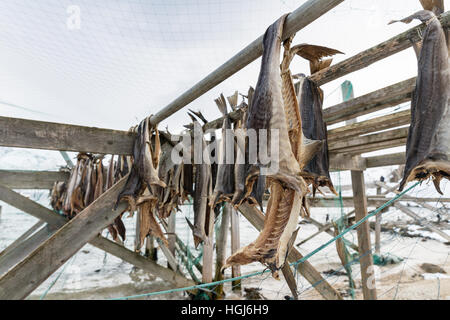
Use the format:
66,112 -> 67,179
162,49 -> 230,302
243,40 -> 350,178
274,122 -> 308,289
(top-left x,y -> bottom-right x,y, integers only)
0,220 -> 45,259
350,170 -> 377,300
213,203 -> 231,299
230,207 -> 242,294
145,236 -> 157,261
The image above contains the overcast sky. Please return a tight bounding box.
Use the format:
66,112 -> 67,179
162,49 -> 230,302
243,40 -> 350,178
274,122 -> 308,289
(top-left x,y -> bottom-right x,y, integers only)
0,0 -> 447,134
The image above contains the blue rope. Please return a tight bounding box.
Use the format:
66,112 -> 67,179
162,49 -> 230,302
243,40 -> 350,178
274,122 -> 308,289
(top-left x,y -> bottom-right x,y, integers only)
110,181 -> 420,300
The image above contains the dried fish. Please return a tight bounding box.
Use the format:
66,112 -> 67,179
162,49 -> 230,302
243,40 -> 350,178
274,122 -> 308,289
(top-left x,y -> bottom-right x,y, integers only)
391,11 -> 450,194
210,94 -> 235,208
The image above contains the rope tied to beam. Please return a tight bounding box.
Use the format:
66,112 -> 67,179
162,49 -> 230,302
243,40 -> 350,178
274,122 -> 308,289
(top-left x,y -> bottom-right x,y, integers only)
109,181 -> 421,300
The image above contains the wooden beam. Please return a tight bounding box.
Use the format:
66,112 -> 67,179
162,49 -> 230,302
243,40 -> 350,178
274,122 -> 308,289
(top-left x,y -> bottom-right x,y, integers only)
310,11 -> 450,86
350,171 -> 377,300
149,0 -> 345,125
329,154 -> 366,171
329,128 -> 408,152
238,202 -> 343,300
230,207 -> 242,293
0,220 -> 45,260
0,183 -> 194,292
0,225 -> 55,276
0,116 -> 135,155
324,78 -> 415,125
365,152 -> 405,168
213,203 -> 231,298
328,110 -> 410,142
0,170 -> 69,189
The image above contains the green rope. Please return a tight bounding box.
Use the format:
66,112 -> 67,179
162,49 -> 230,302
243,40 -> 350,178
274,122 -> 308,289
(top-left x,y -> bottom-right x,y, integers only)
110,181 -> 420,300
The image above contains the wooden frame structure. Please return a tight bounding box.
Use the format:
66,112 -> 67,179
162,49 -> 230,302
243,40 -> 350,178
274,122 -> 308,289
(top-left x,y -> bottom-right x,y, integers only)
0,0 -> 449,300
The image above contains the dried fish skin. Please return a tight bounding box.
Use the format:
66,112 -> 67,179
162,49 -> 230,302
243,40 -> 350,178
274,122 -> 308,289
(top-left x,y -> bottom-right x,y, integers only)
297,75 -> 337,196
394,11 -> 450,194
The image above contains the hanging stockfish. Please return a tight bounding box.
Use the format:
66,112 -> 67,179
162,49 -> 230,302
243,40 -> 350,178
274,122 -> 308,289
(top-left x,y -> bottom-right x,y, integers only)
389,10 -> 450,194
242,14 -> 304,208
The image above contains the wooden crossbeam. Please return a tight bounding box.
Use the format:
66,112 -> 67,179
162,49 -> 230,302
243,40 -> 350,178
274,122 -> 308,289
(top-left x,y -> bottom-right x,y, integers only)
324,78 -> 415,125
0,170 -> 69,189
327,110 -> 410,142
238,202 -> 343,300
310,11 -> 450,85
0,116 -> 135,155
0,180 -> 194,299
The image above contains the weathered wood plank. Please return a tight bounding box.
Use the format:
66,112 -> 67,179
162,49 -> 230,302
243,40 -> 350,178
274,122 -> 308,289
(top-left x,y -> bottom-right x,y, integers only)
328,128 -> 408,152
324,78 -> 415,125
310,11 -> 450,85
350,171 -> 377,300
238,202 -> 343,300
365,152 -> 405,168
0,170 -> 70,189
0,225 -> 55,276
149,0 -> 345,125
0,220 -> 45,260
327,110 -> 411,142
0,116 -> 135,155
